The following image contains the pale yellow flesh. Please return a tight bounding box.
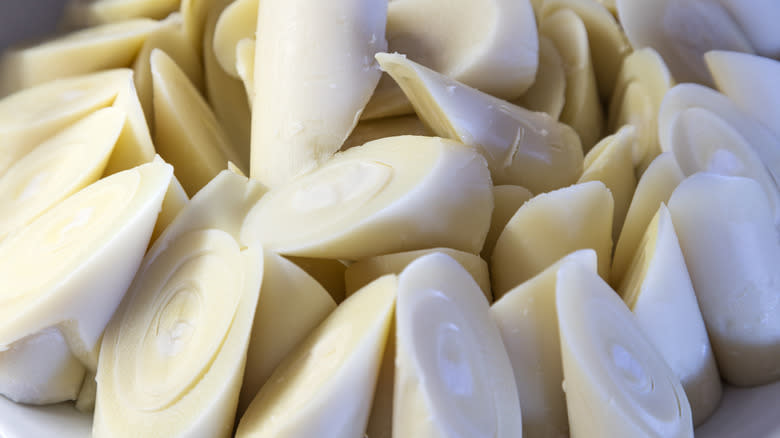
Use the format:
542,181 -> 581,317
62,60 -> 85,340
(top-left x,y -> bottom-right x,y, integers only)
491,181 -> 614,296
513,36 -> 566,120
236,275 -> 396,438
235,38 -> 255,109
668,173 -> 780,387
377,52 -> 584,194
481,185 -> 533,265
345,247 -> 492,302
250,0 -> 387,187
394,253 -> 522,438
61,0 -> 180,27
213,0 -> 258,78
556,260 -> 694,438
619,205 -> 721,426
94,229 -> 263,438
490,249 -> 597,438
240,136 -> 493,260
286,256 -> 348,304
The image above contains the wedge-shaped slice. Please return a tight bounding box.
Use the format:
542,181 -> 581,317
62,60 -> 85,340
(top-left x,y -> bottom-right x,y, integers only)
0,108 -> 123,242
394,253 -> 522,437
203,0 -> 251,167
238,251 -> 336,416
706,51 -> 780,145
540,0 -> 631,101
0,327 -> 86,404
181,0 -> 211,55
658,83 -> 780,186
481,185 -> 533,262
513,36 -> 566,120
719,0 -> 780,59
235,38 -> 255,108
0,160 -> 171,373
0,18 -> 160,96
616,0 -> 753,85
618,205 -> 721,425
61,0 -> 180,26
491,181 -> 613,297
213,0 -> 258,77
668,174 -> 780,386
668,107 -> 780,223
491,249 -> 597,438
377,53 -> 583,193
365,315 -> 396,438
250,0 -> 387,187
345,248 -> 491,301
579,125 -> 638,243
236,274 -> 396,438
287,257 -> 348,304
608,48 -> 674,171
241,135 -> 493,259
539,8 -> 603,151
133,13 -> 203,128
0,396 -> 92,438
611,152 -> 683,288
342,115 -> 432,150
557,260 -> 694,437
152,49 -> 242,196
94,229 -> 262,438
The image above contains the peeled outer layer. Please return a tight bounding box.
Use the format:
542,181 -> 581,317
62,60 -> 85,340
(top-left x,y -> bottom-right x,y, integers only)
667,174 -> 780,387
394,253 -> 522,438
513,36 -> 566,120
611,152 -> 683,288
286,256 -> 348,304
0,395 -> 92,438
539,8 -> 604,151
342,115 -> 432,151
0,160 -> 172,370
0,327 -> 86,404
0,107 -> 123,242
579,125 -> 638,243
377,53 -> 583,194
490,249 -> 598,438
345,248 -> 491,302
616,0 -> 754,85
491,181 -> 614,297
236,275 -> 396,438
619,205 -> 721,426
61,0 -> 180,27
668,107 -> 780,223
481,185 -> 533,264
540,0 -> 632,101
0,18 -> 161,96
238,251 -> 336,416
151,49 -> 243,196
94,229 -> 263,438
133,13 -> 204,128
556,260 -> 694,438
241,135 -> 493,260
658,83 -> 780,191
0,69 -> 129,175
213,0 -> 258,78
706,51 -> 780,149
250,0 -> 387,188
608,48 -> 674,171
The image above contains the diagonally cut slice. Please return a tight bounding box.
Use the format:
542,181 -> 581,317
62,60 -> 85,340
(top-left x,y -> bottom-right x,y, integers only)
513,36 -> 567,120
241,135 -> 493,260
213,0 -> 258,78
0,160 -> 172,372
238,251 -> 337,417
0,108 -> 124,242
482,185 -> 533,263
94,229 -> 263,438
394,252 -> 522,437
344,247 -> 491,302
491,181 -> 614,296
376,52 -> 583,194
618,204 -> 721,426
250,0 -> 387,187
236,275 -> 396,438
556,260 -> 694,438
491,249 -> 598,438
668,173 -> 780,387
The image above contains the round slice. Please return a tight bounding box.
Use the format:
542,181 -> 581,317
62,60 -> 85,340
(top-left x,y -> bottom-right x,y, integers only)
394,252 -> 522,437
241,135 -> 493,259
556,260 -> 694,438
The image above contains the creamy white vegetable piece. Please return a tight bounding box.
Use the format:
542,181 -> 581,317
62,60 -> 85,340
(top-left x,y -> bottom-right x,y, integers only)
1,0 -> 780,436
